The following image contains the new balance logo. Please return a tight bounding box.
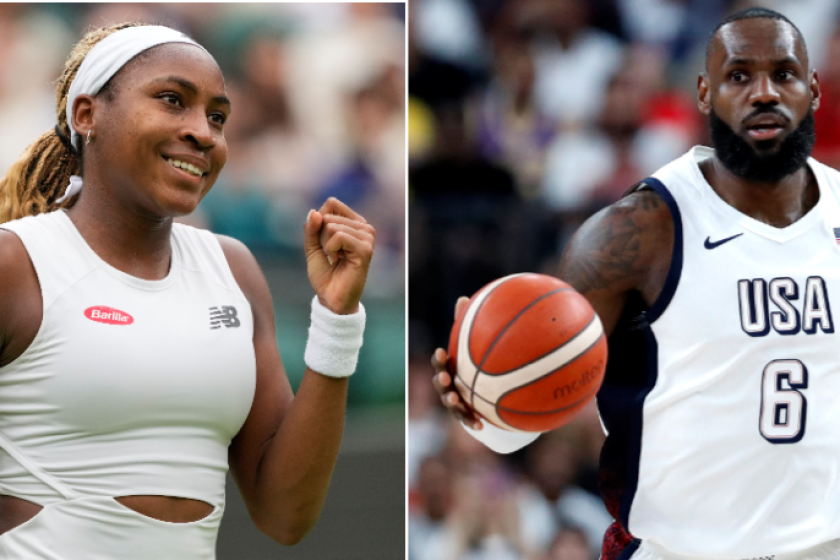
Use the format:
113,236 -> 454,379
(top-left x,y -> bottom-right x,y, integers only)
210,306 -> 240,329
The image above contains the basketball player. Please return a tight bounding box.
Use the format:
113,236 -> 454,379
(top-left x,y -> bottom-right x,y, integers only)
432,8 -> 840,560
0,23 -> 375,558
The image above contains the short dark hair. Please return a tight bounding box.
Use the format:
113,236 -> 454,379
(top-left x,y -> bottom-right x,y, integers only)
705,8 -> 807,64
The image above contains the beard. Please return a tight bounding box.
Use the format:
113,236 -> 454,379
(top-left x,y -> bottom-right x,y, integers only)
709,107 -> 815,183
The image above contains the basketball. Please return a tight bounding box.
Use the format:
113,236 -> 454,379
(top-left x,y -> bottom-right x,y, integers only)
447,273 -> 608,432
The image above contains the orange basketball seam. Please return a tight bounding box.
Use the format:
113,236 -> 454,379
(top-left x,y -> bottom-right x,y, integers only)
457,277 -> 546,410
450,274 -> 606,432
501,382 -> 600,415
472,333 -> 605,427
468,287 -> 573,407
459,278 -> 510,411
492,333 -> 603,406
474,310 -> 598,377
470,376 -> 600,416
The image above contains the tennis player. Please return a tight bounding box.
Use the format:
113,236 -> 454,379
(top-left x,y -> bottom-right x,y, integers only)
0,22 -> 374,559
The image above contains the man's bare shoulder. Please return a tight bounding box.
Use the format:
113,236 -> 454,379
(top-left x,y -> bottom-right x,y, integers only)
558,187 -> 674,303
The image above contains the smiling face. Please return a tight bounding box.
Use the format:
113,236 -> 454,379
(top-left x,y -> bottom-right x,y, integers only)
698,17 -> 820,181
74,42 -> 230,218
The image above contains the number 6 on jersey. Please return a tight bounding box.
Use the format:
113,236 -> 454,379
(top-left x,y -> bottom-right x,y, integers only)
759,359 -> 808,444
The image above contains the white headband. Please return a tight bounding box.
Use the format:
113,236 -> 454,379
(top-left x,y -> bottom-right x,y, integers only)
58,25 -> 206,203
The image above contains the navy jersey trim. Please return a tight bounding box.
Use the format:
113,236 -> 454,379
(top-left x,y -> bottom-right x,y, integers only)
618,540 -> 641,560
596,177 -> 677,546
640,177 -> 683,323
597,292 -> 660,539
619,327 -> 658,528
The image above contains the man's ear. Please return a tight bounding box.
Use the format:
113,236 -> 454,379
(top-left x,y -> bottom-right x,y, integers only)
698,73 -> 711,116
810,70 -> 821,112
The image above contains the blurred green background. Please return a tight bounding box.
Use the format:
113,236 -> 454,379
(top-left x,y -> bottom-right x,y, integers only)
0,3 -> 405,558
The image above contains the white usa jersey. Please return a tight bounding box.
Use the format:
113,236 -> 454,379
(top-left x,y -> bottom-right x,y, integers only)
597,146 -> 840,558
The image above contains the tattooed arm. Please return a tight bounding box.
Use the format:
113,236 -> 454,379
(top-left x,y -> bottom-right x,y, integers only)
558,187 -> 674,336
431,186 -> 674,429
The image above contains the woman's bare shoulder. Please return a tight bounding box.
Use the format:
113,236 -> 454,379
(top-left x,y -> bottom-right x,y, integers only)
0,229 -> 37,291
0,229 -> 42,366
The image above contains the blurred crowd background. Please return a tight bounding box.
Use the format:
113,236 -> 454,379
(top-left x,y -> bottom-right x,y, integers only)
0,3 -> 404,559
408,0 -> 840,559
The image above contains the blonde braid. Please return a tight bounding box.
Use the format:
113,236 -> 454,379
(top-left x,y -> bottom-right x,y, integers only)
0,22 -> 149,223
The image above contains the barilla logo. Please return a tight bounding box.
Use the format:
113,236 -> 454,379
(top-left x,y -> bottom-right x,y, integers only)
84,306 -> 134,325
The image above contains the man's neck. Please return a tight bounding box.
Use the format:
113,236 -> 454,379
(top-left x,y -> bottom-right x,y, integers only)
699,156 -> 819,228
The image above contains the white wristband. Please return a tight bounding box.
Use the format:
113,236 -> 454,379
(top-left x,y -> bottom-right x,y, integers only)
304,296 -> 366,378
461,420 -> 541,454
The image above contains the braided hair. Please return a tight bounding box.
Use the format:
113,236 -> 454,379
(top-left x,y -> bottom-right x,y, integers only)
0,22 -> 149,223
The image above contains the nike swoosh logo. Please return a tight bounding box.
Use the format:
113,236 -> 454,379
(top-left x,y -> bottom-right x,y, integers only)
704,233 -> 743,249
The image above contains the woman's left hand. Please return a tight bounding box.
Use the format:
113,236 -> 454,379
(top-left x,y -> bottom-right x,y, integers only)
303,198 -> 376,315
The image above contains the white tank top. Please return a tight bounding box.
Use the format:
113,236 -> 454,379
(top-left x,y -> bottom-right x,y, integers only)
0,210 -> 256,507
598,146 -> 840,557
